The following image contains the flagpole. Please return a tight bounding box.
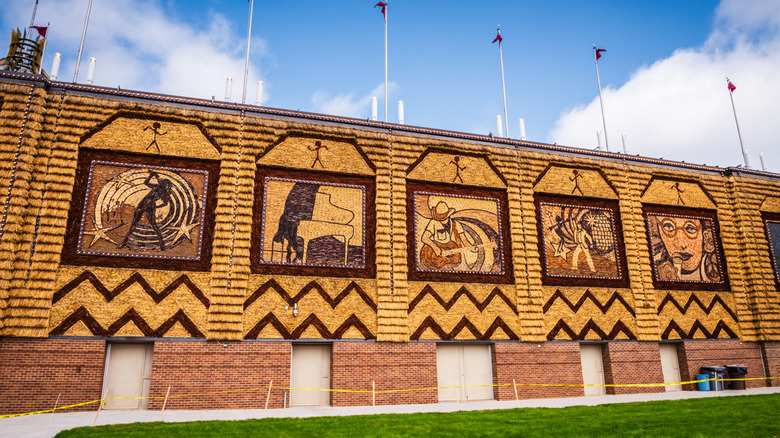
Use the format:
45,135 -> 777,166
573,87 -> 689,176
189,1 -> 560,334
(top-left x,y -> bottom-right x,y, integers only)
242,0 -> 254,104
29,0 -> 39,29
384,2 -> 388,122
593,45 -> 610,151
497,25 -> 509,138
73,0 -> 93,83
727,77 -> 750,169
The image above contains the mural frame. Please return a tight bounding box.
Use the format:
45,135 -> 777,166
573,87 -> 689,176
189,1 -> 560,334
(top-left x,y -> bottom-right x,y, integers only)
405,181 -> 514,284
643,204 -> 729,291
250,166 -> 376,279
534,194 -> 629,288
761,211 -> 780,290
62,148 -> 219,271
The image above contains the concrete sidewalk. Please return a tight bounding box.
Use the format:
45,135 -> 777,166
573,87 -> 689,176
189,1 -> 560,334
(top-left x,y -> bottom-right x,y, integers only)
3,387 -> 779,438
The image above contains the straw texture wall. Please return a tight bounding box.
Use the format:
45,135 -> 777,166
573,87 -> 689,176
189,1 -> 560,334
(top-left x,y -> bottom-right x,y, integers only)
0,76 -> 777,343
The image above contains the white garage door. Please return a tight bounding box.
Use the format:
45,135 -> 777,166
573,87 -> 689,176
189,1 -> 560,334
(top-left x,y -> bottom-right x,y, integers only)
290,344 -> 331,407
580,344 -> 605,396
103,343 -> 153,409
660,343 -> 683,392
437,344 -> 493,402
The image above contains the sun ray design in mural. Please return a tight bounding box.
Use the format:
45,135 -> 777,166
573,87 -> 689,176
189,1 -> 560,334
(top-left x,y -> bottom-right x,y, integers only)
77,161 -> 208,260
259,177 -> 366,268
538,202 -> 621,280
644,209 -> 726,286
411,192 -> 504,275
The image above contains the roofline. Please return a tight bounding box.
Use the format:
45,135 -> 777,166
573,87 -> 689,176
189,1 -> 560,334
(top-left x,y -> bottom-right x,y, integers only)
2,70 -> 777,180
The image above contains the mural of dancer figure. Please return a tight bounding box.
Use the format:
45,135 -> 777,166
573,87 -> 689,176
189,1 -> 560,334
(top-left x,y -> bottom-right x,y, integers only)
119,171 -> 172,251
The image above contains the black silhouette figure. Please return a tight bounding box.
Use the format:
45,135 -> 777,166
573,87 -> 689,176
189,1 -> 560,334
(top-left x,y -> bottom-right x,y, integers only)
450,156 -> 466,183
308,141 -> 328,168
120,171 -> 172,251
671,182 -> 685,205
272,182 -> 320,262
570,170 -> 584,196
144,122 -> 167,152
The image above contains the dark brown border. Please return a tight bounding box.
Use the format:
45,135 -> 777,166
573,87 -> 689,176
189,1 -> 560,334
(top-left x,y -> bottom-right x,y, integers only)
250,167 -> 376,278
405,147 -> 508,187
405,181 -> 514,284
642,204 -> 730,291
760,211 -> 780,290
533,194 -> 630,288
61,148 -> 219,271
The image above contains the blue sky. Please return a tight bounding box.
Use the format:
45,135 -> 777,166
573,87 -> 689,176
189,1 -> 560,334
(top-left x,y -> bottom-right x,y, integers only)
2,0 -> 779,171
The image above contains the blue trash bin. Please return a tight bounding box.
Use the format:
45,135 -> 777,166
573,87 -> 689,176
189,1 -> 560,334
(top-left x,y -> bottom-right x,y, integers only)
696,374 -> 710,391
700,366 -> 726,391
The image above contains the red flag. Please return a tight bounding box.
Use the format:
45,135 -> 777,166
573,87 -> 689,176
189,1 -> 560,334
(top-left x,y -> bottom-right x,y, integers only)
30,26 -> 48,38
375,2 -> 386,19
596,48 -> 606,60
492,30 -> 502,44
728,81 -> 736,92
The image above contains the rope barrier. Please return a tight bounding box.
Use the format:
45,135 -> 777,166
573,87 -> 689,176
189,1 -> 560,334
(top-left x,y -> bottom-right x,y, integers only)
2,376 -> 777,419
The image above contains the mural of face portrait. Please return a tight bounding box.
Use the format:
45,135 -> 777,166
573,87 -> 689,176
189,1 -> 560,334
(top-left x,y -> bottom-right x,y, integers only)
647,213 -> 722,284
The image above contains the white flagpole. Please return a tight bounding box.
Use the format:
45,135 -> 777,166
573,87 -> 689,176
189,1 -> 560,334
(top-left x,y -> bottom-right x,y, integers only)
73,0 -> 93,83
727,77 -> 750,169
242,0 -> 254,104
593,45 -> 610,151
497,25 -> 509,138
384,2 -> 388,122
29,0 -> 39,29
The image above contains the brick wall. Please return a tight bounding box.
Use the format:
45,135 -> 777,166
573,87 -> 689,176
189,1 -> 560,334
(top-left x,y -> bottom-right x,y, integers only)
678,340 -> 766,389
492,342 -> 584,400
602,342 -> 664,395
761,341 -> 780,387
147,341 -> 291,410
331,342 -> 437,406
0,338 -> 106,415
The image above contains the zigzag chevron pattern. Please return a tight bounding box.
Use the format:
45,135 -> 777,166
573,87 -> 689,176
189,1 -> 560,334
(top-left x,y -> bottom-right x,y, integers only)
407,285 -> 517,313
542,289 -> 635,316
656,293 -> 738,321
546,319 -> 636,341
53,270 -> 210,307
661,319 -> 738,339
410,316 -> 519,341
244,279 -> 376,311
49,306 -> 205,338
244,312 -> 373,340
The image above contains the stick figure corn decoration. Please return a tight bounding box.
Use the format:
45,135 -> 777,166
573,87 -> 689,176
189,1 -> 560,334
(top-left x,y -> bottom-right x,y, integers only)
450,156 -> 466,183
308,141 -> 328,169
144,122 -> 167,152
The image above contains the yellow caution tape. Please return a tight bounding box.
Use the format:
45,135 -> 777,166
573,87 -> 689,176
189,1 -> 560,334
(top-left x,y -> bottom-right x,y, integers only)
0,399 -> 103,419
3,376 -> 777,419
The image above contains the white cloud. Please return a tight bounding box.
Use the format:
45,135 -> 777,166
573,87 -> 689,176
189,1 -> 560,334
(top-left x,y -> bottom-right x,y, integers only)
311,82 -> 396,119
0,0 -> 268,102
548,0 -> 780,171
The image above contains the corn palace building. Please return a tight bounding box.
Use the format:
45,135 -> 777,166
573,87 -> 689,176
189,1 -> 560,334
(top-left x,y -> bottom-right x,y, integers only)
0,60 -> 779,414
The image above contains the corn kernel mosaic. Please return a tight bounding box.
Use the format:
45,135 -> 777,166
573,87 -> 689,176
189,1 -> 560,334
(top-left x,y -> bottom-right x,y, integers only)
0,77 -> 778,344
62,149 -> 219,271
643,205 -> 728,290
535,195 -> 628,288
762,212 -> 780,287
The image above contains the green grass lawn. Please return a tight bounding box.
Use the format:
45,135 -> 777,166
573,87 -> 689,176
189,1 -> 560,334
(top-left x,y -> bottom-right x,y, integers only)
56,393 -> 780,438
